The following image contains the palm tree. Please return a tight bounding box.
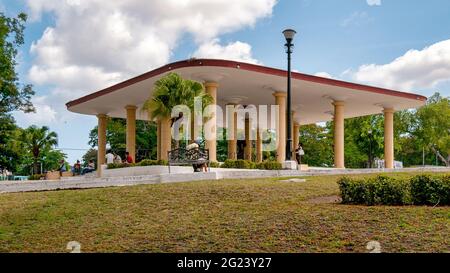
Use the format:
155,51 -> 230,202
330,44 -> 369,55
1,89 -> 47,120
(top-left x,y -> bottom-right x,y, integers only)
21,126 -> 58,174
142,73 -> 213,150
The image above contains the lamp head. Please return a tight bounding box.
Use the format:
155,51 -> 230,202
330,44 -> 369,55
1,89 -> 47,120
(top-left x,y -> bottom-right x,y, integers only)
283,29 -> 297,43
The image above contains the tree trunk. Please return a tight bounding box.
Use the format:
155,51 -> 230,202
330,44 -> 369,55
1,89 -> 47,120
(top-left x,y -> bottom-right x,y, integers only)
33,160 -> 40,175
431,147 -> 450,167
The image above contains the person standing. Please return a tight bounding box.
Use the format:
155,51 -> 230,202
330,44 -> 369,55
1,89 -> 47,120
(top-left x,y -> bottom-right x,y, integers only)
296,144 -> 305,165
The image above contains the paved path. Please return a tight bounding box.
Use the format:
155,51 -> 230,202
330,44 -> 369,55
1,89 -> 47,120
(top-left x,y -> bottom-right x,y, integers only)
1,167 -> 449,194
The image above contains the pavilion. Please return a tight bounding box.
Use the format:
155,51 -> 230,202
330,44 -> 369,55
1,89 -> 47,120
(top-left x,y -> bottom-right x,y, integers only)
66,59 -> 427,172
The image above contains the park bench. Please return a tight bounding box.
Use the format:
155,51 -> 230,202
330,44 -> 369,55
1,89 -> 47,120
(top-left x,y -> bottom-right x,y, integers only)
168,148 -> 210,173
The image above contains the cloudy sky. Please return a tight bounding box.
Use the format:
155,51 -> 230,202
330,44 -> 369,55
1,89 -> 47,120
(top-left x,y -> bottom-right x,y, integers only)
2,0 -> 450,162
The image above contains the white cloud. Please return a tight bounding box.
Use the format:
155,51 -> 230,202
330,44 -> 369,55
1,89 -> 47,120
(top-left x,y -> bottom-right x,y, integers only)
351,39 -> 450,91
366,0 -> 381,6
22,0 -> 276,126
13,96 -> 57,126
193,39 -> 259,64
341,11 -> 372,27
314,72 -> 335,79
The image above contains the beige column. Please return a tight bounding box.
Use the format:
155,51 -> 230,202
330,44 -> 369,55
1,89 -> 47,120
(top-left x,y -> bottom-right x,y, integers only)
293,123 -> 300,159
290,111 -> 295,158
125,105 -> 137,162
256,127 -> 263,163
205,82 -> 218,162
159,117 -> 171,161
190,115 -> 195,144
244,118 -> 252,161
384,108 -> 395,169
157,119 -> 161,160
97,114 -> 108,176
227,104 -> 237,160
333,101 -> 345,169
273,92 -> 287,163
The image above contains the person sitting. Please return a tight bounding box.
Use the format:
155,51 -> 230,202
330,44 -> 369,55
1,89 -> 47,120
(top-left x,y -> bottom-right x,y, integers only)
81,160 -> 95,175
124,152 -> 133,164
58,159 -> 67,175
113,152 -> 122,164
72,160 -> 81,175
105,150 -> 114,165
187,139 -> 208,173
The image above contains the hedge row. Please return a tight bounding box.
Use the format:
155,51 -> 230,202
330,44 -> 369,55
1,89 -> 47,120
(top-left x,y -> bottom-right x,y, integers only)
28,174 -> 46,180
338,175 -> 450,206
107,159 -> 168,169
221,160 -> 282,170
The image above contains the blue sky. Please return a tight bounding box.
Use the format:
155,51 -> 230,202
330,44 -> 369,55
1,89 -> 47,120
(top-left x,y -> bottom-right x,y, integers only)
2,0 -> 450,163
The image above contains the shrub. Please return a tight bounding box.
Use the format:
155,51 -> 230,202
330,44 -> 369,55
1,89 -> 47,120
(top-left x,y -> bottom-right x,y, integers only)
410,175 -> 450,206
221,160 -> 256,169
28,174 -> 45,180
221,160 -> 281,170
209,162 -> 220,168
107,163 -> 135,169
107,159 -> 168,169
138,159 -> 168,167
338,176 -> 410,206
338,174 -> 449,206
338,176 -> 370,205
364,176 -> 411,206
255,161 -> 282,170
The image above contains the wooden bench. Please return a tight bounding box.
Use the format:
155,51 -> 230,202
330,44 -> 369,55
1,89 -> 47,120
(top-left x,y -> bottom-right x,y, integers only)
168,148 -> 210,173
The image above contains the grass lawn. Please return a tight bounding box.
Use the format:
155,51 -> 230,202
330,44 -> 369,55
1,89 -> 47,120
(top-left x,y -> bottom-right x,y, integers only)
0,172 -> 449,253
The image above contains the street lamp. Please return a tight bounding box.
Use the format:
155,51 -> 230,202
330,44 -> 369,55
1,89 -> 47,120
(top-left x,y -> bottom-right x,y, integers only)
368,129 -> 373,168
283,29 -> 296,161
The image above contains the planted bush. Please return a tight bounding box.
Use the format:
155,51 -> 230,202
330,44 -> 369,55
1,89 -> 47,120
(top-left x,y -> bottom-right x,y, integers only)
107,163 -> 135,169
410,175 -> 450,206
138,159 -> 168,166
338,176 -> 370,205
338,174 -> 449,206
221,160 -> 281,170
221,160 -> 256,169
209,162 -> 220,168
255,161 -> 282,170
364,176 -> 411,206
107,159 -> 168,169
28,174 -> 45,180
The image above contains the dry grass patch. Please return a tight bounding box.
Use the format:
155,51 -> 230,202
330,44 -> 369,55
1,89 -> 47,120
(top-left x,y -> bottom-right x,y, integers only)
0,173 -> 448,253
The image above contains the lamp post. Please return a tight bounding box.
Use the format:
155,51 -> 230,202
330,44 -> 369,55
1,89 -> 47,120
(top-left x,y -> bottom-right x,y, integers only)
368,129 -> 373,168
283,29 -> 296,161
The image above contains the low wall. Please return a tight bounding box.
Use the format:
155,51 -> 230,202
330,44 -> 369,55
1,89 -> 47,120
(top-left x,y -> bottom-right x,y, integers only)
2,166 -> 449,194
100,165 -> 256,178
101,165 -> 194,177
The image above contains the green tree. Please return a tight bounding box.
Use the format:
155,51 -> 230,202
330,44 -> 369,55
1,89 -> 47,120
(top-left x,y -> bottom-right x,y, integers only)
344,115 -> 384,168
0,12 -> 34,174
41,149 -> 67,172
88,119 -> 157,161
412,93 -> 450,166
0,113 -> 21,172
82,148 -> 98,168
142,73 -> 213,148
0,12 -> 34,114
21,126 -> 58,174
300,124 -> 333,167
